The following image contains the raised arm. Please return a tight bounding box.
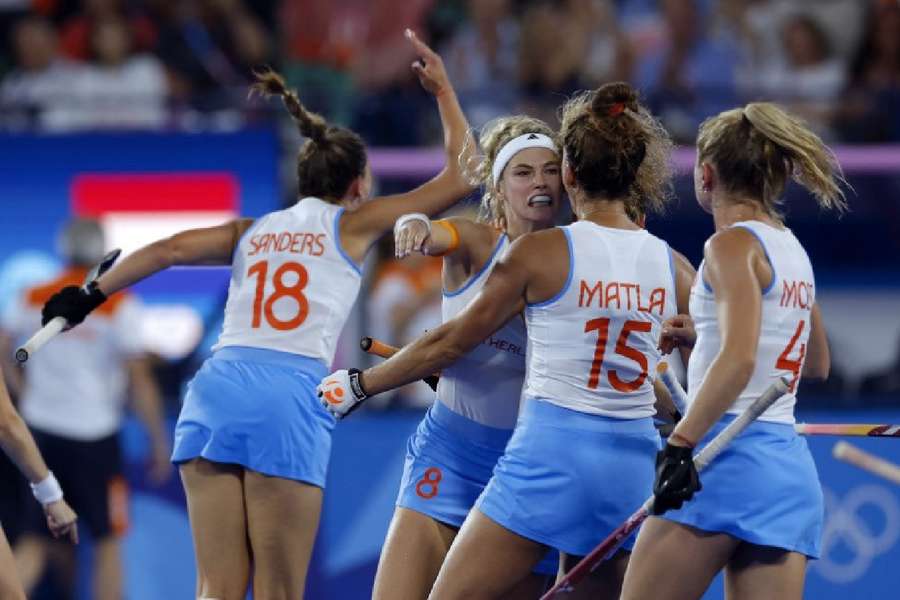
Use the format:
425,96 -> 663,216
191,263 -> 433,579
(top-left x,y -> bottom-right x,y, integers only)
340,30 -> 475,259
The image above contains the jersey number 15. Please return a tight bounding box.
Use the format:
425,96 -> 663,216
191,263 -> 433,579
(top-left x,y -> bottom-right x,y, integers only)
585,318 -> 651,393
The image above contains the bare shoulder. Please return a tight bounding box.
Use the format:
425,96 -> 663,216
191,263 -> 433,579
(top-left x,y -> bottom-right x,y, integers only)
445,217 -> 497,255
704,227 -> 760,262
506,227 -> 566,259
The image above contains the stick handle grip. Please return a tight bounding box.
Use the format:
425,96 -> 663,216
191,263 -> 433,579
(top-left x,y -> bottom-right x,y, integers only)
656,362 -> 689,415
360,337 -> 398,359
15,317 -> 66,363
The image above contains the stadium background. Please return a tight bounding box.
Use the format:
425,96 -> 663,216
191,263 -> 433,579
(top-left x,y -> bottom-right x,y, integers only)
0,0 -> 897,598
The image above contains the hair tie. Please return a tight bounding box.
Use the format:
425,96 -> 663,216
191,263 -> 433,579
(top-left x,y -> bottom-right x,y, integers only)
609,103 -> 626,117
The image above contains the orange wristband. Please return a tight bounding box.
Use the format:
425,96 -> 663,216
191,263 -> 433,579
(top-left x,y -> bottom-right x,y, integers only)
432,220 -> 460,256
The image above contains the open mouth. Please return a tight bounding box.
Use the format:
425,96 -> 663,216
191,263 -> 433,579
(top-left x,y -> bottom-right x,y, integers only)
527,194 -> 552,207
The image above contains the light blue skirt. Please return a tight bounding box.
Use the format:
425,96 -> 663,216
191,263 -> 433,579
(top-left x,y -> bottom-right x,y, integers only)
477,398 -> 660,557
661,415 -> 824,558
397,400 -> 559,575
172,345 -> 334,487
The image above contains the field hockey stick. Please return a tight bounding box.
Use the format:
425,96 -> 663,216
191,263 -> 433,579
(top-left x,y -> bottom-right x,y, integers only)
656,361 -> 689,415
359,337 -> 441,389
833,441 -> 900,485
15,248 -> 121,363
541,377 -> 790,599
795,424 -> 900,438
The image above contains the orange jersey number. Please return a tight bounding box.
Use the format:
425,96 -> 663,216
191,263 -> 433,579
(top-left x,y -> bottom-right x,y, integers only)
776,319 -> 807,393
585,318 -> 652,392
247,260 -> 310,331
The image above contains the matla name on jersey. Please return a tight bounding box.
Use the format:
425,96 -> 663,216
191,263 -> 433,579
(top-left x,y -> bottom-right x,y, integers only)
578,279 -> 667,316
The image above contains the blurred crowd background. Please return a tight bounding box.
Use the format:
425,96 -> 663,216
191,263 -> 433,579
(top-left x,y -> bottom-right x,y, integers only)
0,0 -> 899,598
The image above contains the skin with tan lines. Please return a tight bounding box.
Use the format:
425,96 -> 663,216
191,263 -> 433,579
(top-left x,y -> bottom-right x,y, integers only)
0,364 -> 77,600
47,30 -> 474,600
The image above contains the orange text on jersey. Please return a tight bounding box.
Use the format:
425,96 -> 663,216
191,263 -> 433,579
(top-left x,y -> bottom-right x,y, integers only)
578,279 -> 666,316
780,280 -> 814,310
247,232 -> 326,257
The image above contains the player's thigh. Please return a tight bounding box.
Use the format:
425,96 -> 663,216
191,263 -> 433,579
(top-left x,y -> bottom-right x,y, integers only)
0,527 -> 26,600
725,544 -> 807,600
620,517 -> 738,600
429,508 -> 547,600
243,469 -> 323,599
374,507 -> 458,600
179,459 -> 250,597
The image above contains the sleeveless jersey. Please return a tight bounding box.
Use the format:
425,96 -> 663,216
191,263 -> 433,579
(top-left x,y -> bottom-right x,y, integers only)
437,233 -> 528,429
524,222 -> 677,418
214,197 -> 362,365
687,220 -> 814,424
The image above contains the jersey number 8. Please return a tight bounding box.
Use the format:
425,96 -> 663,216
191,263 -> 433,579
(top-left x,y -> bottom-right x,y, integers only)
247,260 -> 310,331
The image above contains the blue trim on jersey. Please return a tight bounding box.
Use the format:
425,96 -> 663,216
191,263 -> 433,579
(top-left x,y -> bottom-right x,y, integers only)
667,244 -> 677,295
527,227 -> 573,308
699,260 -> 714,293
442,233 -> 507,298
333,208 -> 363,276
732,225 -> 776,295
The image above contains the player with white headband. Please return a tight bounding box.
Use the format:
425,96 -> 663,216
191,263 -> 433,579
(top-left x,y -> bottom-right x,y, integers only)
37,31 -> 474,599
620,103 -> 847,600
377,120 -> 563,599
320,82 -> 695,599
0,364 -> 77,600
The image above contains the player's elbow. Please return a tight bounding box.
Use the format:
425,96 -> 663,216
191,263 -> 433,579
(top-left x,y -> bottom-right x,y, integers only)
726,353 -> 757,389
0,406 -> 23,441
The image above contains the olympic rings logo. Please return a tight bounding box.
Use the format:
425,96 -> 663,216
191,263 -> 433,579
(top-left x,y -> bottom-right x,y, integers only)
814,484 -> 900,583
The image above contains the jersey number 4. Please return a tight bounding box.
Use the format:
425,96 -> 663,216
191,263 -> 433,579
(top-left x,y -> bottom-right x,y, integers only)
776,320 -> 806,393
584,318 -> 651,392
247,260 -> 310,330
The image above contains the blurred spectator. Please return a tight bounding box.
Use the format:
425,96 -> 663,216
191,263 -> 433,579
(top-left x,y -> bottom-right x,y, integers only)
634,0 -> 740,143
755,14 -> 845,138
1,218 -> 170,600
837,0 -> 900,142
367,253 -> 443,408
441,0 -> 520,129
574,0 -> 634,87
152,0 -> 271,112
517,0 -> 586,126
67,15 -> 168,130
0,16 -> 82,131
57,0 -> 156,61
860,333 -> 900,399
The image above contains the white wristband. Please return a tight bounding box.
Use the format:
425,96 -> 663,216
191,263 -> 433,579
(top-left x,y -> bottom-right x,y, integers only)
394,213 -> 431,237
30,471 -> 63,505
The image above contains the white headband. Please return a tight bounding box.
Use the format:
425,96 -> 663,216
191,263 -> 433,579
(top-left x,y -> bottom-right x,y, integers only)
491,133 -> 558,185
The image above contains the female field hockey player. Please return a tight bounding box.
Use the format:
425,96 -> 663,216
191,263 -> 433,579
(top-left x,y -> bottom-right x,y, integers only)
620,102 -> 846,600
38,30 -> 473,600
319,82 -> 695,600
0,364 -> 77,600
377,115 -> 564,599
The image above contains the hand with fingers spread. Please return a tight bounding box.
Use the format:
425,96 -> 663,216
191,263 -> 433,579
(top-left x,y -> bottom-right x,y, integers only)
406,28 -> 450,97
44,499 -> 79,543
394,213 -> 432,258
658,314 -> 696,355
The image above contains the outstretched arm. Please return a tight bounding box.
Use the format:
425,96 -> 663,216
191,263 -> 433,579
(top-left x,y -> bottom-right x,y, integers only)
96,219 -> 253,296
340,30 -> 475,257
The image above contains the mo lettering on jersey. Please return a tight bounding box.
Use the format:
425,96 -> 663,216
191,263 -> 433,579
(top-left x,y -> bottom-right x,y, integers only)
780,280 -> 814,310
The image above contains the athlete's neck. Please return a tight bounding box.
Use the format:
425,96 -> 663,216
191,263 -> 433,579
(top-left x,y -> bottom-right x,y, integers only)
711,195 -> 783,231
575,196 -> 638,230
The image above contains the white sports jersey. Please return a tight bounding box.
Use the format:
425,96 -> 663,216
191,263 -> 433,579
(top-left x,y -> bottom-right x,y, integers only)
687,220 -> 814,424
215,197 -> 362,365
437,234 -> 528,429
524,222 -> 677,418
2,269 -> 145,440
